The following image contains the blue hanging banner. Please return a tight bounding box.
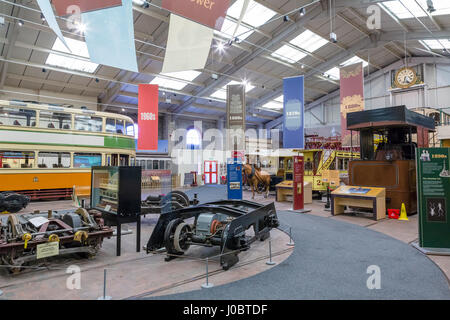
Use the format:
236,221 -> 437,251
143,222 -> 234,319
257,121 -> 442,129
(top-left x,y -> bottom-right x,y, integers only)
36,0 -> 70,51
82,0 -> 138,72
227,158 -> 243,200
283,76 -> 304,149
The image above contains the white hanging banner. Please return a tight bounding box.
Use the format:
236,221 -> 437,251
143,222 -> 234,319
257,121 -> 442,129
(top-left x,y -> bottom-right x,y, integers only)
36,0 -> 70,51
162,14 -> 214,74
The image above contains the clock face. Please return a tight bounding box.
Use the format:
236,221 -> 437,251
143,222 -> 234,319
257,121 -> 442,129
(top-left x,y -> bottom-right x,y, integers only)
395,67 -> 417,88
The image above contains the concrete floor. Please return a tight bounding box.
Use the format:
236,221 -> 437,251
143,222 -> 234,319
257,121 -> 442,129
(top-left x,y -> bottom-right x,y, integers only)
0,186 -> 449,299
0,193 -> 292,300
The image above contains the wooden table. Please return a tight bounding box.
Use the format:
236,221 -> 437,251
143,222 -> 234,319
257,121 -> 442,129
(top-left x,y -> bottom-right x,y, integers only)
275,181 -> 312,204
331,186 -> 386,221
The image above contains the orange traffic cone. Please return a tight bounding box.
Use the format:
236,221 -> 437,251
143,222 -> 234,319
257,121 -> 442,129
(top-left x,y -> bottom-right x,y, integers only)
398,203 -> 409,221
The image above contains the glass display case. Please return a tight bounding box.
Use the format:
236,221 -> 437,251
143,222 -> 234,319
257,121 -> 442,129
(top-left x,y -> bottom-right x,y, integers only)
91,166 -> 141,217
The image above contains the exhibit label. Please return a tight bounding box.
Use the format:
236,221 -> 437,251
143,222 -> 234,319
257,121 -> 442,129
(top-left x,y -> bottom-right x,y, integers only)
283,76 -> 304,149
417,148 -> 450,248
37,241 -> 59,259
138,84 -> 159,151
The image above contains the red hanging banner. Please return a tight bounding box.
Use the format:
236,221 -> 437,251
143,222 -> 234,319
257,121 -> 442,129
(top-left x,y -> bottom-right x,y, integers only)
293,156 -> 304,211
52,0 -> 123,16
340,62 -> 365,147
138,84 -> 159,151
161,0 -> 230,30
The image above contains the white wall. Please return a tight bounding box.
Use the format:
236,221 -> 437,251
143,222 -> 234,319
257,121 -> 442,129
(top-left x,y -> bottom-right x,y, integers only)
303,59 -> 450,137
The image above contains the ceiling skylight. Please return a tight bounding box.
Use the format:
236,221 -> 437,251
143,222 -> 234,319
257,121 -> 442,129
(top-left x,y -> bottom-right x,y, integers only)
150,71 -> 201,91
262,100 -> 283,110
227,0 -> 277,27
215,0 -> 277,40
420,39 -> 450,50
274,95 -> 284,103
290,30 -> 329,53
45,37 -> 98,73
210,80 -> 255,100
271,45 -> 307,63
324,56 -> 368,80
382,0 -> 450,19
270,30 -> 328,63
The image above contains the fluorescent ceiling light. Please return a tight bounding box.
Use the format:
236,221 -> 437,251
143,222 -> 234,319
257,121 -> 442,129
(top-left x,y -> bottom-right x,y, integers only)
210,80 -> 255,100
290,30 -> 328,53
271,45 -> 307,63
150,70 -> 201,91
324,56 -> 368,80
46,37 -> 98,73
216,0 -> 276,40
382,0 -> 450,19
274,95 -> 283,103
420,39 -> 450,49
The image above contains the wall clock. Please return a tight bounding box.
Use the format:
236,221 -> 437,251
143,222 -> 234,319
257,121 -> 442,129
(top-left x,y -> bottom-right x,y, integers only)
394,67 -> 418,89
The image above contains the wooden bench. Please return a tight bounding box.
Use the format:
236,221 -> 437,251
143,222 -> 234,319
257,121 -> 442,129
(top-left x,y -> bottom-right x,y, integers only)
331,186 -> 386,221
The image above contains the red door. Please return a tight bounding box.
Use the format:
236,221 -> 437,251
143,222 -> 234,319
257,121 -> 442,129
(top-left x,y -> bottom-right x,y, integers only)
204,161 -> 218,184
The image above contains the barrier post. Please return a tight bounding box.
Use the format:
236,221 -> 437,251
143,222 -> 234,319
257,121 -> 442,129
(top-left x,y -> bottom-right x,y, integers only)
266,239 -> 276,265
286,227 -> 295,246
201,258 -> 214,288
97,269 -> 112,300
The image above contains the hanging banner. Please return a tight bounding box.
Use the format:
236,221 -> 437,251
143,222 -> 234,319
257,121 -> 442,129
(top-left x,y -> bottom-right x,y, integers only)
161,0 -> 230,30
36,0 -> 70,51
283,76 -> 304,149
226,84 -> 246,152
82,0 -> 138,72
138,84 -> 159,151
340,62 -> 364,146
162,14 -> 214,73
53,0 -> 123,16
417,148 -> 450,249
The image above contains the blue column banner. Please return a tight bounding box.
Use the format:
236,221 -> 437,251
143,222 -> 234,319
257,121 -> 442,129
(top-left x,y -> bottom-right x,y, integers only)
283,76 -> 304,149
82,0 -> 138,72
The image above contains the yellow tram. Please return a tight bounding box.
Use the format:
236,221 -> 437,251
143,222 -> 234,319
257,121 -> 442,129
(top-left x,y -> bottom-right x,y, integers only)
0,100 -> 136,200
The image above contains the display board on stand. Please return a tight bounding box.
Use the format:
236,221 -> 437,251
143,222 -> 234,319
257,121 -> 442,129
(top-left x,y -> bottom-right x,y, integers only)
417,148 -> 450,251
293,156 -> 304,210
227,158 -> 243,200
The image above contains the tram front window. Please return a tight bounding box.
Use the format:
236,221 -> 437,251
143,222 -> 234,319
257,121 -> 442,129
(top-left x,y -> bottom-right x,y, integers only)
0,107 -> 36,127
106,118 -> 116,133
75,115 -> 102,132
38,152 -> 70,168
0,151 -> 35,168
40,111 -> 71,129
74,153 -> 102,168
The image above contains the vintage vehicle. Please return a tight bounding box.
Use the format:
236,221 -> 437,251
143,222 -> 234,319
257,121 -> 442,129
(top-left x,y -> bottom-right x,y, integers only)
347,105 -> 436,214
0,208 -> 113,273
280,135 -> 360,195
0,100 -> 136,200
146,200 -> 279,270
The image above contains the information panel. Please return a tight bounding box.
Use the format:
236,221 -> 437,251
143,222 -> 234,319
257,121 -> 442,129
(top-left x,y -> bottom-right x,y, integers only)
293,156 -> 304,210
227,158 -> 243,200
417,148 -> 450,248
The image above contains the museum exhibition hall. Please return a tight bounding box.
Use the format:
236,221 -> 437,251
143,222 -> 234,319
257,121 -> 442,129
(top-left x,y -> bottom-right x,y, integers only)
0,0 -> 450,307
